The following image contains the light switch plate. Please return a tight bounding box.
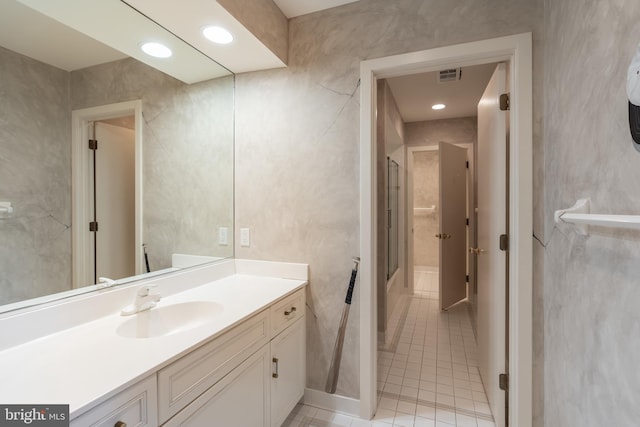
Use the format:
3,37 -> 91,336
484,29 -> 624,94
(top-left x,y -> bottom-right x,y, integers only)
240,228 -> 250,247
218,227 -> 228,245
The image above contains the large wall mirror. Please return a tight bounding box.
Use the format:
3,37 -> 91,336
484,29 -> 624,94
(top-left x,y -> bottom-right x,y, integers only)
0,0 -> 235,312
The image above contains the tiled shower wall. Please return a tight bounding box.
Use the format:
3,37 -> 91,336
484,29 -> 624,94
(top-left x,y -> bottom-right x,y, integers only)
543,1 -> 640,425
412,151 -> 439,269
234,0 -> 544,410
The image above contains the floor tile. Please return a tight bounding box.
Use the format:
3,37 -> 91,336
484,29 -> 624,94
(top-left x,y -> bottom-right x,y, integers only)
295,270 -> 495,427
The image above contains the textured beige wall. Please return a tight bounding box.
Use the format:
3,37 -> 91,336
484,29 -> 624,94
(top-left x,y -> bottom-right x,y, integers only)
234,0 -> 543,401
406,117 -> 478,147
218,0 -> 288,64
543,1 -> 640,426
0,47 -> 71,305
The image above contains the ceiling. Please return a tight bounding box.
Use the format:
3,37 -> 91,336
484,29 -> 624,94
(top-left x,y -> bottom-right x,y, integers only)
1,0 -> 360,80
0,1 -> 126,71
273,0 -> 359,18
386,63 -> 498,123
4,0 -> 493,122
124,0 -> 287,74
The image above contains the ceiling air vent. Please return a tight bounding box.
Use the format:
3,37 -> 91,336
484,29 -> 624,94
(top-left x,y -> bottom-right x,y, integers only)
438,68 -> 462,83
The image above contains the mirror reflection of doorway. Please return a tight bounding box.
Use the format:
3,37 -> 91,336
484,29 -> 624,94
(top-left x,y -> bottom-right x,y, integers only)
88,119 -> 136,284
72,100 -> 143,289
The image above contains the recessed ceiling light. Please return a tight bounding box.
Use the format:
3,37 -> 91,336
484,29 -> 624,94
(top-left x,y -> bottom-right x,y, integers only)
141,42 -> 172,58
202,26 -> 234,44
432,104 -> 446,110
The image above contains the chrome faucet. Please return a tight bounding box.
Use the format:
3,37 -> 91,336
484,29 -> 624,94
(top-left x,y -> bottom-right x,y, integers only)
97,277 -> 116,289
121,285 -> 161,316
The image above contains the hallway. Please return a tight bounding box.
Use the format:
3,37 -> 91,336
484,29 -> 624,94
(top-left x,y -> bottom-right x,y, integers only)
282,270 -> 495,427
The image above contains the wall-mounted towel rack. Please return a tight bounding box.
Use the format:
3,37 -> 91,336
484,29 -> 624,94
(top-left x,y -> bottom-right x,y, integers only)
554,198 -> 640,235
414,205 -> 437,216
0,201 -> 12,214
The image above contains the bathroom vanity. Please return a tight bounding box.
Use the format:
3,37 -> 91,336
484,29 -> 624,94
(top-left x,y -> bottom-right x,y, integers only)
0,260 -> 307,427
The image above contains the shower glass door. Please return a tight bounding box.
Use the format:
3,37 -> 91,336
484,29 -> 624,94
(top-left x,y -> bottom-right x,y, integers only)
387,158 -> 399,279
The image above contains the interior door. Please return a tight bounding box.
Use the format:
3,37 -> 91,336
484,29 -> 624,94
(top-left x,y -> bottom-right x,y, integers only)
477,63 -> 508,427
90,121 -> 136,283
438,142 -> 468,311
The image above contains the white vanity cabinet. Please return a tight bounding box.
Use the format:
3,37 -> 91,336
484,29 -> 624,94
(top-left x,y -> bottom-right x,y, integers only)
269,290 -> 306,427
70,375 -> 158,427
0,263 -> 309,427
270,317 -> 305,427
160,287 -> 306,427
163,347 -> 271,427
157,310 -> 271,424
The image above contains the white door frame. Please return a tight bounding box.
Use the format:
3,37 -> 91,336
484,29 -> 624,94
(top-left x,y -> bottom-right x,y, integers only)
71,100 -> 143,288
359,33 -> 532,425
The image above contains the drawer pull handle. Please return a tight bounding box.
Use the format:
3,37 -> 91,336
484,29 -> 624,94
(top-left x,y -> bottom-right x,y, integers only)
272,357 -> 279,378
284,306 -> 297,316
115,422 -> 127,427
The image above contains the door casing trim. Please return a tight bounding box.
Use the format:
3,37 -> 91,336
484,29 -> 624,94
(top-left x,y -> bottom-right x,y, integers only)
359,33 -> 532,426
71,100 -> 143,287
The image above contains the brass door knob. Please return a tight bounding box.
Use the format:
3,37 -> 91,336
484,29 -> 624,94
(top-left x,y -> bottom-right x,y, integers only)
469,247 -> 487,254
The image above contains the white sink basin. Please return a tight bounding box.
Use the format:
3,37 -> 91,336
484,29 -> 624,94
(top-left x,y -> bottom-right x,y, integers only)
116,301 -> 224,339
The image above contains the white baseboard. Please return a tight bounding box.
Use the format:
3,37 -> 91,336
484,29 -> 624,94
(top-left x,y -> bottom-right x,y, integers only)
303,388 -> 361,418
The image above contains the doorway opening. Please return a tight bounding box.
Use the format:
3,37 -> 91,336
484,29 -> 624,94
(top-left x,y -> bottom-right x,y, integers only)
376,58 -> 503,426
71,100 -> 143,288
359,34 -> 532,427
408,142 -> 475,312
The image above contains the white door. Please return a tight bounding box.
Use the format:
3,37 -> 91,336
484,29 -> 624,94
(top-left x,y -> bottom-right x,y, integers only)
89,121 -> 135,283
438,142 -> 468,311
477,63 -> 508,427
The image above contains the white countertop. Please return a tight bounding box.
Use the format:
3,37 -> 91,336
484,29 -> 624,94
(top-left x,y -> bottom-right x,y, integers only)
0,273 -> 306,418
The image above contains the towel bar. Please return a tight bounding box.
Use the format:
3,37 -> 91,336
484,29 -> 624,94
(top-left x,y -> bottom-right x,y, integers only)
554,198 -> 640,235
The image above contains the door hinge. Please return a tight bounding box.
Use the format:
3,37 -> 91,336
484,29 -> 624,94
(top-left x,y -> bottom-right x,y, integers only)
499,93 -> 510,111
499,373 -> 509,391
466,218 -> 469,226
89,221 -> 99,232
466,161 -> 469,169
499,234 -> 509,251
88,139 -> 98,150
465,275 -> 469,283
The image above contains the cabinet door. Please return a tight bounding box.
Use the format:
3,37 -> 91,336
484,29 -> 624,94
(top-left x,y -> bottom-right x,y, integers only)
270,317 -> 305,427
164,346 -> 270,427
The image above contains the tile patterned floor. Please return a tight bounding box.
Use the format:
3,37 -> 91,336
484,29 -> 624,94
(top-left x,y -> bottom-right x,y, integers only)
282,269 -> 495,427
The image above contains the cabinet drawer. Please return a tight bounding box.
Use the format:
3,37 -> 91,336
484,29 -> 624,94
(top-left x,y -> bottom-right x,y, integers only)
163,346 -> 270,427
270,288 -> 305,338
158,309 -> 270,424
70,375 -> 157,427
